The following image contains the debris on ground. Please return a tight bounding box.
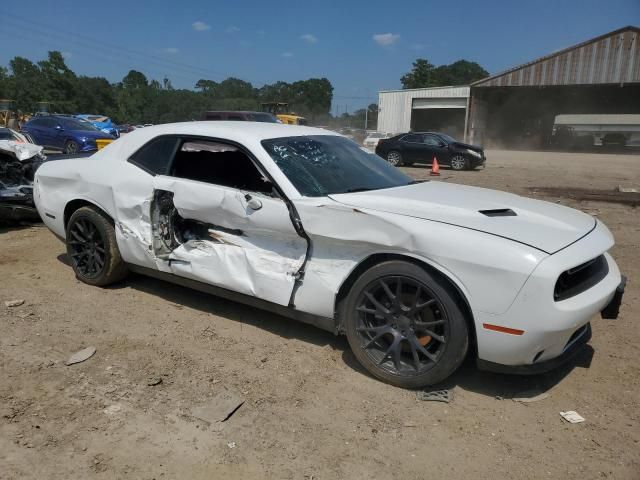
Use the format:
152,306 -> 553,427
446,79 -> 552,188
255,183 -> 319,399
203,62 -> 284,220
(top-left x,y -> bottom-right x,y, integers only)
191,389 -> 245,424
4,299 -> 25,307
416,389 -> 452,403
65,346 -> 97,366
512,390 -> 549,403
227,442 -> 236,449
103,404 -> 122,415
617,185 -> 639,193
147,377 -> 163,386
560,411 -> 585,423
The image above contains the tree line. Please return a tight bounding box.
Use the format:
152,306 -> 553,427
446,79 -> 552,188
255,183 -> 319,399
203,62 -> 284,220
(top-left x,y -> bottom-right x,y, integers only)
0,51 -> 488,128
0,51 -> 334,124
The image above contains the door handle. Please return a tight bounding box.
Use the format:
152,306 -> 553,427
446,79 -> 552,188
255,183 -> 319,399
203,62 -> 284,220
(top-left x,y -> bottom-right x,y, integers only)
245,193 -> 262,211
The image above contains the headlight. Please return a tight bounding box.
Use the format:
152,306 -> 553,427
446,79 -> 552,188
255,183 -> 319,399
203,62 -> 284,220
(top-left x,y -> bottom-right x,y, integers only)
467,148 -> 482,158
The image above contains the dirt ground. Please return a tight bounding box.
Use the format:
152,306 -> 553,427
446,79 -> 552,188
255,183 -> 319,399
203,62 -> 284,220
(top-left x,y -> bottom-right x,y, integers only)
1,149 -> 639,479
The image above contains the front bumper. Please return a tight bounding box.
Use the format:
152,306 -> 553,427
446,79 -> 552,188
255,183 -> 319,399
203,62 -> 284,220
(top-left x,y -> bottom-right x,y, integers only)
478,323 -> 592,375
474,220 -> 622,369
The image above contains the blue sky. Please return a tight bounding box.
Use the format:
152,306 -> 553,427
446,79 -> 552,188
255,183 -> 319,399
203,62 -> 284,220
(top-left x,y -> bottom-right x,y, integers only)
2,0 -> 638,112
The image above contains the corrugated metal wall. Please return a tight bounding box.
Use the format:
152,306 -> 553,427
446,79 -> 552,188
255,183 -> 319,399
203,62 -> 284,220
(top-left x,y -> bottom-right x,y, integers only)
377,86 -> 469,133
474,27 -> 640,88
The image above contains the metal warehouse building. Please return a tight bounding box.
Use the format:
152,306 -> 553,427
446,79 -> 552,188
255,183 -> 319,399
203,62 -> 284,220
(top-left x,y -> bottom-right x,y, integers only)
377,86 -> 470,139
378,26 -> 640,149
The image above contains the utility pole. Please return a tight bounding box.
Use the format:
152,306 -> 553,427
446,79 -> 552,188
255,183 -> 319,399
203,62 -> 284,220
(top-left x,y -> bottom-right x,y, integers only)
364,106 -> 368,131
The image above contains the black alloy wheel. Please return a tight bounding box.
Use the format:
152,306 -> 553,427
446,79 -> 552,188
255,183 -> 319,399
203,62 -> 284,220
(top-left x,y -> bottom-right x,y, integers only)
68,217 -> 106,279
66,206 -> 128,286
355,275 -> 448,375
342,261 -> 469,388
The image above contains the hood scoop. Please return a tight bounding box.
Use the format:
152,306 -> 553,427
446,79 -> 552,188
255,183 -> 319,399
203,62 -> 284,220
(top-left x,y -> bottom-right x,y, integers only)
479,208 -> 517,217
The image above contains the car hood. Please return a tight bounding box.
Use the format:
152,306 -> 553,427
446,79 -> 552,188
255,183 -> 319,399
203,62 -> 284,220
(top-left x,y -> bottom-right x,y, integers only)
451,141 -> 483,152
329,182 -> 595,254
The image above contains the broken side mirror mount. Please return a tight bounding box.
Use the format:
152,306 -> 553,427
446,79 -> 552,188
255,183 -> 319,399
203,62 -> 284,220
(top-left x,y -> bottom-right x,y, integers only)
244,193 -> 263,211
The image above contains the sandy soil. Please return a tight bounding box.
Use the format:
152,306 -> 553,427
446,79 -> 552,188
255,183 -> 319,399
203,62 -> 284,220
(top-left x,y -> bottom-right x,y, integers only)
1,150 -> 639,479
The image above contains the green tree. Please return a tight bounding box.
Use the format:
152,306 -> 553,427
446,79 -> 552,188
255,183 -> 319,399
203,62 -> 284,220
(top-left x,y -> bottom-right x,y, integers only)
401,58 -> 488,88
38,51 -> 77,111
432,60 -> 489,86
400,59 -> 437,89
7,57 -> 44,111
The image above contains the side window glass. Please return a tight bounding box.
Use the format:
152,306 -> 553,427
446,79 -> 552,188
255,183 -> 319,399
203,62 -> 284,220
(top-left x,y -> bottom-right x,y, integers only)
129,136 -> 179,175
169,140 -> 273,195
227,115 -> 244,121
423,135 -> 441,146
402,134 -> 422,143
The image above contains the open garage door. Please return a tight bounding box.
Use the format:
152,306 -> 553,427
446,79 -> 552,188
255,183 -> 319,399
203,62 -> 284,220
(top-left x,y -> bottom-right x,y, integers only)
411,97 -> 467,138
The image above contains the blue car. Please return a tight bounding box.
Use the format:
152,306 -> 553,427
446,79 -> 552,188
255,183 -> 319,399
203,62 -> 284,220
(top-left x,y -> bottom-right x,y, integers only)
75,114 -> 120,137
21,116 -> 115,154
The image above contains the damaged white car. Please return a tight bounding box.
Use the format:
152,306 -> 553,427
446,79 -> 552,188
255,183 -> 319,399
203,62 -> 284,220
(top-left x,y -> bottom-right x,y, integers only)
34,122 -> 625,388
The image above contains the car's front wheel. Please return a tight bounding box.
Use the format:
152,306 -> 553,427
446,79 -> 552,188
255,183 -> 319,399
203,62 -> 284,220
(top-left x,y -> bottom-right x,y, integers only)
450,154 -> 468,170
386,150 -> 403,166
66,206 -> 128,286
64,140 -> 80,155
341,260 -> 469,388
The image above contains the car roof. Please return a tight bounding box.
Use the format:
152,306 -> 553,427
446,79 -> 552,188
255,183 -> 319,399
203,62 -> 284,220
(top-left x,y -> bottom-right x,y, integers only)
204,111 -> 273,115
95,121 -> 340,160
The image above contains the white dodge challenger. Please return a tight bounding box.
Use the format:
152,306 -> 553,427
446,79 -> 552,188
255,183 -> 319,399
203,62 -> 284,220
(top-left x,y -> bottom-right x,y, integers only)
34,122 -> 625,388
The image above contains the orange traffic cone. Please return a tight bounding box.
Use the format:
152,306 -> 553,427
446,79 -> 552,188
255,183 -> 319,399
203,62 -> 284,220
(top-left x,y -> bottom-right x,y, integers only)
430,156 -> 440,176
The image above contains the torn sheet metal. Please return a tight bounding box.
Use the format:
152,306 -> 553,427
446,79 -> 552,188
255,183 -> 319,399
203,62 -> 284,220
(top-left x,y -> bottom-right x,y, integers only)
0,140 -> 45,222
149,177 -> 307,306
0,140 -> 44,162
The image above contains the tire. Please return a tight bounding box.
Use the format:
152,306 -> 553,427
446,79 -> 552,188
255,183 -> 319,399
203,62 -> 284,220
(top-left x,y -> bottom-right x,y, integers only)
66,206 -> 128,286
64,140 -> 80,155
340,260 -> 469,388
450,155 -> 468,170
386,150 -> 403,167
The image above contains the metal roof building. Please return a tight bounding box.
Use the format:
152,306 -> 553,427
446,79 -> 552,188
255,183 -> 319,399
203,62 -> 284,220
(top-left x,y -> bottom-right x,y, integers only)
377,86 -> 470,138
377,26 -> 640,149
472,26 -> 640,88
467,26 -> 640,148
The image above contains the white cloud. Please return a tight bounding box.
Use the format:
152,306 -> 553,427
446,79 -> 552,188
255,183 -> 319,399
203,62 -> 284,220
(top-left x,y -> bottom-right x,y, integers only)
373,33 -> 400,46
192,21 -> 211,31
226,25 -> 240,33
163,47 -> 179,54
281,52 -> 293,58
300,34 -> 318,44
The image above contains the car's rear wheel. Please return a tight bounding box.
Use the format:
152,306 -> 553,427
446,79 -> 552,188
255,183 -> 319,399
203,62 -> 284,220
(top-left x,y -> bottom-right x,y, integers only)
66,206 -> 128,286
64,140 -> 80,155
450,155 -> 468,170
386,150 -> 403,166
341,261 -> 469,388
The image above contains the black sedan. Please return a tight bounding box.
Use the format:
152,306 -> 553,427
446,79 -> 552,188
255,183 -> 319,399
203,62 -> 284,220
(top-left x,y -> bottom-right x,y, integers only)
375,132 -> 486,170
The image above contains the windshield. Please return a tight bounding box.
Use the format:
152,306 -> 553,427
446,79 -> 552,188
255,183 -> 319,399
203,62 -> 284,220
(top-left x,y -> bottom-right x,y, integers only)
61,118 -> 100,131
261,135 -> 412,197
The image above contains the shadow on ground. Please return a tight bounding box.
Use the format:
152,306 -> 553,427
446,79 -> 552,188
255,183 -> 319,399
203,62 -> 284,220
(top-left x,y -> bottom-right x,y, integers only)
56,253 -> 595,398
